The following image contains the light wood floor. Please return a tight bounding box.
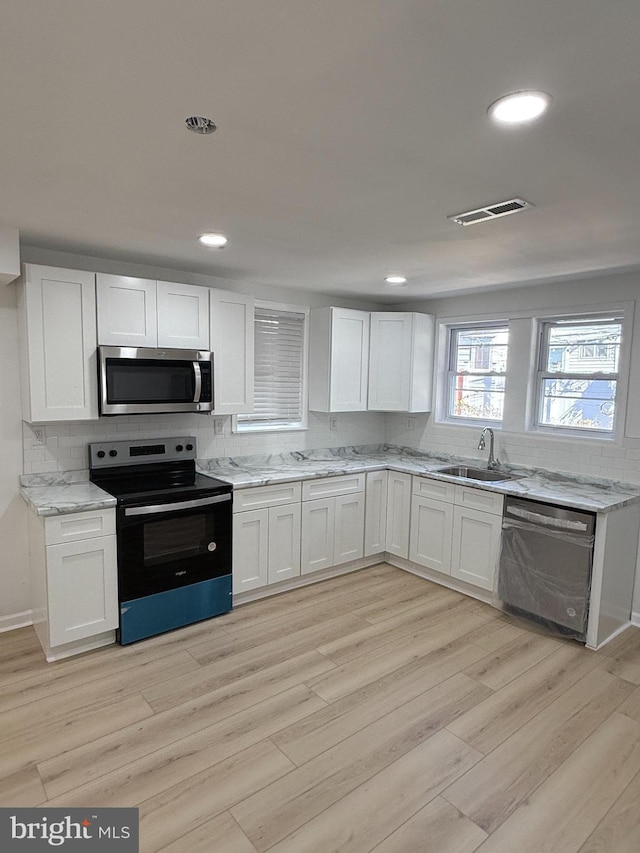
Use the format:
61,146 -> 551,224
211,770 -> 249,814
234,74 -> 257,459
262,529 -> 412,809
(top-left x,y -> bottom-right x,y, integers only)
3,563 -> 640,852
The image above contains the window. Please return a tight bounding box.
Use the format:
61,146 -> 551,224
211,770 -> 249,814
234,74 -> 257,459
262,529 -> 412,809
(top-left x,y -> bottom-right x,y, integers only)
535,316 -> 622,434
447,324 -> 509,422
235,305 -> 307,432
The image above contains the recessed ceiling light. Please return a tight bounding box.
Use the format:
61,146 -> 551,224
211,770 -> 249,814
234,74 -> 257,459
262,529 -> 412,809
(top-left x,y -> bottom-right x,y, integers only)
198,232 -> 228,248
385,275 -> 407,286
488,90 -> 551,125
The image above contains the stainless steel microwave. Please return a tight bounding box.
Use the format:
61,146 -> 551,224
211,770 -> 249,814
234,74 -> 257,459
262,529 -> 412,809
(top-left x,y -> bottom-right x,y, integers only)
98,346 -> 214,415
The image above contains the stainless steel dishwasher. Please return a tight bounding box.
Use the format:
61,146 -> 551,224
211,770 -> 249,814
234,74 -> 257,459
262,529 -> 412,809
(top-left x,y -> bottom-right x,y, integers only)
498,497 -> 596,641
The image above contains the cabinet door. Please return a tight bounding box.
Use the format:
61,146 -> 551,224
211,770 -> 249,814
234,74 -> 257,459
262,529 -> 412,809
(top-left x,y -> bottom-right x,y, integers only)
96,273 -> 157,346
209,290 -> 254,414
385,471 -> 411,558
409,496 -> 453,574
47,536 -> 118,646
451,506 -> 502,591
368,312 -> 434,412
20,265 -> 98,421
157,281 -> 210,349
364,470 -> 388,556
233,509 -> 269,592
334,493 -> 365,565
268,504 -> 301,583
329,308 -> 370,411
301,498 -> 335,574
368,313 -> 413,411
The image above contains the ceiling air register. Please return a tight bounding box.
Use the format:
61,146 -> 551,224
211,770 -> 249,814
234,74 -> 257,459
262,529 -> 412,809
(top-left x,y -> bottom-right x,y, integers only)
448,198 -> 533,226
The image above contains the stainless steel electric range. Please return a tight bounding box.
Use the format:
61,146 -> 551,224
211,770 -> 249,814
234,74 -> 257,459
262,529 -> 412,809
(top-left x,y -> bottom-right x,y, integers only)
89,436 -> 232,644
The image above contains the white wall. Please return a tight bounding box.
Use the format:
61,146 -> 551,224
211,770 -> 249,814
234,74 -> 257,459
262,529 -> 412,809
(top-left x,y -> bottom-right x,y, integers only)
0,282 -> 30,629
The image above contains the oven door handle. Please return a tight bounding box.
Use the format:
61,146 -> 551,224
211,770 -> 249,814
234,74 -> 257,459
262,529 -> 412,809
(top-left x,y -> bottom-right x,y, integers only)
124,493 -> 231,516
193,362 -> 202,402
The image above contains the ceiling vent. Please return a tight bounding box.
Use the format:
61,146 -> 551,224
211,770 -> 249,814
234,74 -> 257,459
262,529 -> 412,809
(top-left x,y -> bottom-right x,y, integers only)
448,197 -> 533,226
185,116 -> 217,135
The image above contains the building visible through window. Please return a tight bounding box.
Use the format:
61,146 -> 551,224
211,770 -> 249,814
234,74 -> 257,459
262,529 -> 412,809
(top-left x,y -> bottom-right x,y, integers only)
536,317 -> 621,433
447,325 -> 509,422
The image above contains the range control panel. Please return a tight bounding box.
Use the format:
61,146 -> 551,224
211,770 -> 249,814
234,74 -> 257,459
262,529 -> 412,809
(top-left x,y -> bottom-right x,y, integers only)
89,436 -> 197,468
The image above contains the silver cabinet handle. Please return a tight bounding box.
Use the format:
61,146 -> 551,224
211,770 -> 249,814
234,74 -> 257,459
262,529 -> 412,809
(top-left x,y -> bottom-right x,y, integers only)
125,493 -> 231,516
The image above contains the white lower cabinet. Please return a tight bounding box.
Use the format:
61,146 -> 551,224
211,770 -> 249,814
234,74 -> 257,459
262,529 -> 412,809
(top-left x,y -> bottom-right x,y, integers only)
451,506 -> 503,590
409,477 -> 503,592
233,508 -> 269,592
232,483 -> 301,593
268,503 -> 302,583
301,498 -> 335,574
409,496 -> 454,575
29,508 -> 118,661
301,475 -> 365,574
334,493 -> 366,564
385,471 -> 412,559
364,470 -> 388,556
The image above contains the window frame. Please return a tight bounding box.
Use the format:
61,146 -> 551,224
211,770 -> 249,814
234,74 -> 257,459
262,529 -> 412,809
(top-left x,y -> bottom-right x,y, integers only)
443,321 -> 510,426
533,313 -> 623,438
232,300 -> 309,434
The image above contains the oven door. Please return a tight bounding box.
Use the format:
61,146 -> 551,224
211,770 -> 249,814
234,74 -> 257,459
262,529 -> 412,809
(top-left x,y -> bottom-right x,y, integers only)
117,493 -> 232,601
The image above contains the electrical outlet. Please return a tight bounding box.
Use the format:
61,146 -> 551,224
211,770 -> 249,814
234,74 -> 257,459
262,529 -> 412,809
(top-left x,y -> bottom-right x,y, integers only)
31,426 -> 46,445
329,416 -> 338,431
213,418 -> 224,436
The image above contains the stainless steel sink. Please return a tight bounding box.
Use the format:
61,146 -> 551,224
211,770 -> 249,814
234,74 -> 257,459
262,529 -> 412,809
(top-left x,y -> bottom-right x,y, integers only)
435,465 -> 516,482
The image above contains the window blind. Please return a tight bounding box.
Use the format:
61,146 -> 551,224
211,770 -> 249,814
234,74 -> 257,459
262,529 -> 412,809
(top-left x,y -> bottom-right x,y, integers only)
237,307 -> 305,428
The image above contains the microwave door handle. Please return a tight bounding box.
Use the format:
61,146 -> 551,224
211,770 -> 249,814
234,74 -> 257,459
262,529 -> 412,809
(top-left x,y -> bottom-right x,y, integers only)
193,362 -> 202,402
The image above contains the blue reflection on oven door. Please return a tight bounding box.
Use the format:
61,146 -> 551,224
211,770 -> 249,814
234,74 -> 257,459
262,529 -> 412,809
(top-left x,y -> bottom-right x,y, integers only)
119,574 -> 232,645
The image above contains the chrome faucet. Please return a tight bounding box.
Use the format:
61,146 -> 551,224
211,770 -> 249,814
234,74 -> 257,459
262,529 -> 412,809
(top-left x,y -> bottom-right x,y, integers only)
478,427 -> 498,470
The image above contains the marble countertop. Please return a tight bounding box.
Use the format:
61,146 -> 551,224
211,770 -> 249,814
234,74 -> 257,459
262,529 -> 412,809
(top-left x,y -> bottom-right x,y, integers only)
196,445 -> 640,514
20,471 -> 117,517
19,445 -> 640,516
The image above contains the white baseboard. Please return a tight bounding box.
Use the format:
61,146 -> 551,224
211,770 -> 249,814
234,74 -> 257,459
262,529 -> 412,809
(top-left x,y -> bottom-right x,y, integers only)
0,609 -> 34,633
632,611 -> 640,628
233,555 -> 385,607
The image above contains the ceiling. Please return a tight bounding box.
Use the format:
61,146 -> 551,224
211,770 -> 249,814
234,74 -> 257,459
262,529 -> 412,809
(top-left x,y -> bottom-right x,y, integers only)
2,1 -> 640,302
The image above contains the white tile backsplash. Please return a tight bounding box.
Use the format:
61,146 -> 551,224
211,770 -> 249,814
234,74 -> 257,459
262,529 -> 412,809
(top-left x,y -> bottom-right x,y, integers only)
384,414 -> 640,485
23,411 -> 387,473
22,408 -> 640,486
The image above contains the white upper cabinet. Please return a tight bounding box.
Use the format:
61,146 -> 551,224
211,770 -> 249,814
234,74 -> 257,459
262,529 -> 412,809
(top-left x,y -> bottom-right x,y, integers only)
309,308 -> 434,413
156,281 -> 209,349
96,274 -> 157,347
308,307 -> 370,412
97,274 -> 209,349
18,264 -> 98,422
209,290 -> 254,414
368,312 -> 435,412
0,225 -> 20,285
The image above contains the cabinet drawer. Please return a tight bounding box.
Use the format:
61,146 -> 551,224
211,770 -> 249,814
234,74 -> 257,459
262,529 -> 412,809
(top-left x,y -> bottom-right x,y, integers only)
412,476 -> 456,503
233,481 -> 302,513
45,509 -> 116,545
454,485 -> 504,516
302,473 -> 365,501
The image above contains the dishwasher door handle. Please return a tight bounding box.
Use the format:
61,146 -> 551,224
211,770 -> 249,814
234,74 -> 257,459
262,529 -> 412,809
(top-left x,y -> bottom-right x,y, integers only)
505,505 -> 590,532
